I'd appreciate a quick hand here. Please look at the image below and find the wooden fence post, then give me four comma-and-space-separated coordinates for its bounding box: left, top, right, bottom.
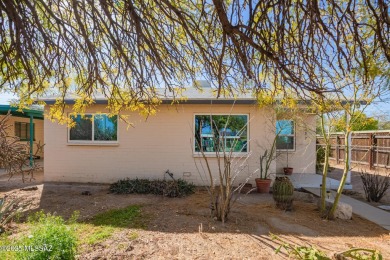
369, 133, 373, 170
336, 135, 340, 165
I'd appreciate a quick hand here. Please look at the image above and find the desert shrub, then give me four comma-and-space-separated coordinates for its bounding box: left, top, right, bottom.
15, 211, 77, 260
272, 233, 383, 260
111, 178, 151, 194
110, 178, 195, 197
360, 170, 390, 202
0, 196, 24, 234
316, 145, 332, 173
316, 146, 326, 172
335, 248, 383, 260
0, 112, 41, 182
0, 196, 28, 234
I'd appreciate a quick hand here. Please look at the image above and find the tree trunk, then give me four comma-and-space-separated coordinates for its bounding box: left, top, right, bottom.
329, 129, 351, 218
320, 113, 330, 215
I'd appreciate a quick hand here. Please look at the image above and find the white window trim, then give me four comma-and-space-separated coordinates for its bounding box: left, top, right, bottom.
193, 113, 249, 156
67, 113, 119, 145
276, 119, 295, 152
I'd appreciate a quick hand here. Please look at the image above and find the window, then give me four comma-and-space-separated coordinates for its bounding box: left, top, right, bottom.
194, 114, 248, 153
276, 120, 295, 150
15, 122, 35, 141
69, 114, 118, 142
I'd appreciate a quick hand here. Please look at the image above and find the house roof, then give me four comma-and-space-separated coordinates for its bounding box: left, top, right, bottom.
38, 88, 366, 110
39, 88, 258, 105
0, 105, 44, 120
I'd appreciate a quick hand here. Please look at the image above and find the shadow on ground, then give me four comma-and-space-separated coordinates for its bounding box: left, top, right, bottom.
2, 170, 390, 259
0, 170, 387, 238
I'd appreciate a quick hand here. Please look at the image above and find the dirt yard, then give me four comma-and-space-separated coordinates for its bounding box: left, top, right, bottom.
1, 170, 390, 259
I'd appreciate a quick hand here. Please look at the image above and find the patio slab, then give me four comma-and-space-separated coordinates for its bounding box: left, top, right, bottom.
303, 187, 390, 231
284, 173, 352, 190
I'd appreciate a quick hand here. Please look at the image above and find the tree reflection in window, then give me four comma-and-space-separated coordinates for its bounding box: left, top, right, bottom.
69, 115, 93, 141
69, 114, 117, 142
94, 115, 117, 141
276, 120, 294, 150
195, 115, 248, 153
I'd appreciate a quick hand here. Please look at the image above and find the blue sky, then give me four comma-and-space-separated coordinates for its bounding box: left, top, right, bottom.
0, 92, 16, 104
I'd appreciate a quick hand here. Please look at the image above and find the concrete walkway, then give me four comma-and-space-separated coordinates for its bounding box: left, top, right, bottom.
285, 173, 352, 190
303, 187, 390, 231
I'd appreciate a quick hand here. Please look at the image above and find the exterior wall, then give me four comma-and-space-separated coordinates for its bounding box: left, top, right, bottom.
0, 115, 44, 158
44, 104, 316, 184
275, 114, 317, 174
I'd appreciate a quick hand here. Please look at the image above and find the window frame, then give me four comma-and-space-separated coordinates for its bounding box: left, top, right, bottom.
276, 119, 295, 151
67, 113, 119, 145
193, 113, 249, 155
14, 122, 35, 141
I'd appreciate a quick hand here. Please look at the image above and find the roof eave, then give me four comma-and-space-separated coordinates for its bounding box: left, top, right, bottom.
41, 98, 258, 105
0, 105, 44, 120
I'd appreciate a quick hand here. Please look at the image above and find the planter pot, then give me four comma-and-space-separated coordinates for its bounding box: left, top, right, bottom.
255, 178, 271, 193
283, 167, 293, 175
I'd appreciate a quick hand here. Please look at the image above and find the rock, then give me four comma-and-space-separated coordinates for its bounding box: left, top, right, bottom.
317, 198, 352, 220
81, 191, 92, 196
294, 191, 315, 203
20, 186, 38, 191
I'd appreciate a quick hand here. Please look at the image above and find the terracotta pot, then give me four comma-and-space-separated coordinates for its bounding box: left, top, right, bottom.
283, 167, 293, 175
255, 178, 271, 193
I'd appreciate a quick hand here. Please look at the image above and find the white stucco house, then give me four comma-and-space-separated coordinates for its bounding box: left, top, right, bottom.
40, 88, 317, 185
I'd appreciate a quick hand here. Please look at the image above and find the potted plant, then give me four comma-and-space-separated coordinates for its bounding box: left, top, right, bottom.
272, 176, 294, 210
255, 137, 277, 193
283, 150, 293, 175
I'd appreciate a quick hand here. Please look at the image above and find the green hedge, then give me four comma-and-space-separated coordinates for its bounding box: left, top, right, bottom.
110, 178, 195, 197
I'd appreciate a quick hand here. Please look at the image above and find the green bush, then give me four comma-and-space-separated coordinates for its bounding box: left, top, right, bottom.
316, 146, 326, 172
110, 178, 195, 197
15, 211, 77, 260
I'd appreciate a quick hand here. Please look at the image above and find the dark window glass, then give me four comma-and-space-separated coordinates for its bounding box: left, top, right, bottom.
69, 114, 118, 142
69, 115, 93, 141
14, 122, 35, 141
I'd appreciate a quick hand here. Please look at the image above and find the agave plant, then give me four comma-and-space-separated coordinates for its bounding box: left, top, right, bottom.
0, 196, 23, 233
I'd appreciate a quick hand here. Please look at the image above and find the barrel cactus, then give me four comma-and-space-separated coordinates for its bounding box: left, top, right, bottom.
272, 177, 294, 210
